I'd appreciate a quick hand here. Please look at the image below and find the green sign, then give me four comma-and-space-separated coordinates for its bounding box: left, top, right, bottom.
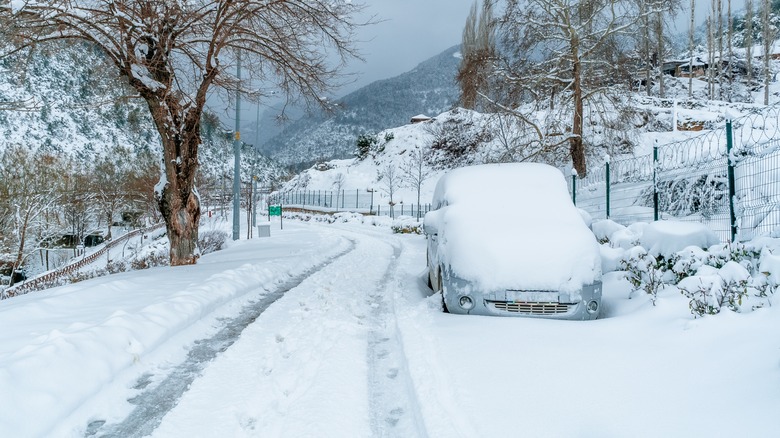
269, 205, 282, 216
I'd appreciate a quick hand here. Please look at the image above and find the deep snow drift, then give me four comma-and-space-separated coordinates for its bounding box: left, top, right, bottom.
0, 216, 778, 437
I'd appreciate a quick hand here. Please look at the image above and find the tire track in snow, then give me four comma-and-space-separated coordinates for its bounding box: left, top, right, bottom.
366, 237, 429, 438
86, 239, 356, 438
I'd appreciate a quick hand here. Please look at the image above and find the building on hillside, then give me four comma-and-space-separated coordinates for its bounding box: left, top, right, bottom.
676, 58, 708, 78
410, 114, 432, 124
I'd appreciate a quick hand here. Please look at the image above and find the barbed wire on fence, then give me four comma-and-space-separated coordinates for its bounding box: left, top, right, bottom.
576, 101, 780, 243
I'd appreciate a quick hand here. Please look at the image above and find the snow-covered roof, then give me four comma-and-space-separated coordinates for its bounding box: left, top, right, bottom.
410, 114, 431, 123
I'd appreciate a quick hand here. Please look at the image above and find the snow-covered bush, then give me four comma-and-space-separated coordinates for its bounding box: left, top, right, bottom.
678, 262, 757, 316
603, 219, 775, 316
130, 249, 169, 270
390, 217, 422, 234
198, 230, 229, 255
620, 247, 670, 305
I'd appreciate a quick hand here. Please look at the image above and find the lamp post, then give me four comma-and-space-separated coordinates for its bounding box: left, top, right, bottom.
232, 51, 242, 241
367, 188, 375, 214
252, 102, 260, 229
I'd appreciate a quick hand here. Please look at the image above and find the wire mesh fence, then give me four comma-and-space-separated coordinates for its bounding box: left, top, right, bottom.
270, 189, 432, 219
575, 103, 780, 243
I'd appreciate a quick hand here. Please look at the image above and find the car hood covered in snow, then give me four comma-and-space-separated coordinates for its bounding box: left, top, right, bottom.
430, 163, 601, 293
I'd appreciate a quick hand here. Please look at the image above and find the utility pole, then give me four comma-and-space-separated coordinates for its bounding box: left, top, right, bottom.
252, 102, 260, 229
232, 51, 242, 241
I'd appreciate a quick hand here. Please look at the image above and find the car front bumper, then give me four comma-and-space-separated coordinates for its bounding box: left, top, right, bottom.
442, 278, 602, 321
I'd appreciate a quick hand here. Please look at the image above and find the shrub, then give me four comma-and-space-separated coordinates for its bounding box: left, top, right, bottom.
621, 247, 668, 305
130, 249, 169, 270
621, 241, 772, 316
391, 224, 422, 234
199, 229, 229, 255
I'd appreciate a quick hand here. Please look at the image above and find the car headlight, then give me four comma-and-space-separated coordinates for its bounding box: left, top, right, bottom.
586, 300, 599, 314
459, 295, 475, 310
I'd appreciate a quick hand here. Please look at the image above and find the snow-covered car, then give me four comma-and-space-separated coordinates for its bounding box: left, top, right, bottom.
423, 163, 602, 319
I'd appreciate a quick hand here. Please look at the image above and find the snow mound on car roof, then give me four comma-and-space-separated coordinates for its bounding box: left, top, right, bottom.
433, 163, 601, 293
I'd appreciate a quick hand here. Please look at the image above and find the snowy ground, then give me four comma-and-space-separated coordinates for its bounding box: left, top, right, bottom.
1, 218, 778, 437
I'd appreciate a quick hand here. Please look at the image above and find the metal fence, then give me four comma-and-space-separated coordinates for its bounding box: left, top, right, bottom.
1, 223, 166, 299
270, 189, 432, 219
574, 104, 780, 242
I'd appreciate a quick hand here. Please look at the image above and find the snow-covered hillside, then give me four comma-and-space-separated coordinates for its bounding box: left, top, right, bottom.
0, 41, 159, 159
280, 69, 780, 213
262, 45, 461, 168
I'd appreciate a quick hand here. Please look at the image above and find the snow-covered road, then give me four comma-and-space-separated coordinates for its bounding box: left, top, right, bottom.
1, 220, 778, 437
146, 227, 429, 437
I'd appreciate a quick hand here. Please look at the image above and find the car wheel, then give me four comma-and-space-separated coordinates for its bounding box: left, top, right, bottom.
426, 253, 433, 290
439, 269, 449, 313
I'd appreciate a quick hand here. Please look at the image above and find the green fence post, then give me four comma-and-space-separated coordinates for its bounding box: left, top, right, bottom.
605, 155, 611, 219
726, 118, 737, 242
571, 168, 577, 205
653, 140, 659, 221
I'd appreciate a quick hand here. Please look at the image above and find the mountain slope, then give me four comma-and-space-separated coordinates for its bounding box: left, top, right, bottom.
262, 45, 462, 168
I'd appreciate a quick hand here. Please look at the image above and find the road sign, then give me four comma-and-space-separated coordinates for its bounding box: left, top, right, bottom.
269, 205, 282, 216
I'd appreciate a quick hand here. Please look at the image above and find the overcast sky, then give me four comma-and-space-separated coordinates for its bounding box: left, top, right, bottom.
343, 0, 749, 95
214, 0, 752, 127
339, 0, 475, 95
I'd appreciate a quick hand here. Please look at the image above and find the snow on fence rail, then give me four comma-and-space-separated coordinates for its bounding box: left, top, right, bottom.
574, 104, 780, 243
1, 223, 166, 299
270, 189, 432, 219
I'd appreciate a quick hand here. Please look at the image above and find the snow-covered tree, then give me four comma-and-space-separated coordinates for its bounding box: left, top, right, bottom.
400, 148, 430, 220
457, 0, 495, 109
496, 0, 637, 177
0, 146, 62, 286
2, 0, 363, 265
377, 164, 401, 219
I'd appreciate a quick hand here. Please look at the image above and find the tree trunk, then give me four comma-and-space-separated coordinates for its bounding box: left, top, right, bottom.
571, 52, 586, 177
763, 0, 770, 105
746, 0, 753, 86
9, 211, 30, 287
717, 0, 724, 100
727, 0, 733, 101
689, 0, 696, 98
144, 97, 203, 266
656, 9, 665, 98
644, 2, 652, 95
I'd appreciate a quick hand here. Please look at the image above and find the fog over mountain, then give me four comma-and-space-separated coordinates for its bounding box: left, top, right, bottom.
259, 45, 462, 169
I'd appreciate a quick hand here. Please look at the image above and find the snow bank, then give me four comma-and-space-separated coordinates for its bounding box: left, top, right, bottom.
640, 221, 719, 257
0, 225, 349, 437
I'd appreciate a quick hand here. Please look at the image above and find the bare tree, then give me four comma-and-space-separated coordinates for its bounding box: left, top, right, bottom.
689, 0, 696, 97
332, 173, 346, 212
400, 148, 430, 221
92, 145, 135, 240
457, 0, 495, 109
762, 0, 772, 105
497, 0, 637, 176
2, 0, 363, 265
746, 0, 754, 86
377, 164, 401, 219
727, 0, 733, 101
0, 146, 62, 286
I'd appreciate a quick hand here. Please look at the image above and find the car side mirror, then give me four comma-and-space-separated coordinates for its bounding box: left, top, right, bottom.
423, 210, 440, 236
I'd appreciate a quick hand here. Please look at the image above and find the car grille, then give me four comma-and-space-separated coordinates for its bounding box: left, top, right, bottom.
487, 300, 571, 315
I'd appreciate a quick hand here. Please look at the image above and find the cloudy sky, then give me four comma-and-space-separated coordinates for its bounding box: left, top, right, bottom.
214, 0, 750, 126
340, 0, 475, 94
338, 0, 749, 95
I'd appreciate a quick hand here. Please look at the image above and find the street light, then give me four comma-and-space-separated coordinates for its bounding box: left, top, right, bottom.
366, 187, 375, 215
232, 50, 242, 241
